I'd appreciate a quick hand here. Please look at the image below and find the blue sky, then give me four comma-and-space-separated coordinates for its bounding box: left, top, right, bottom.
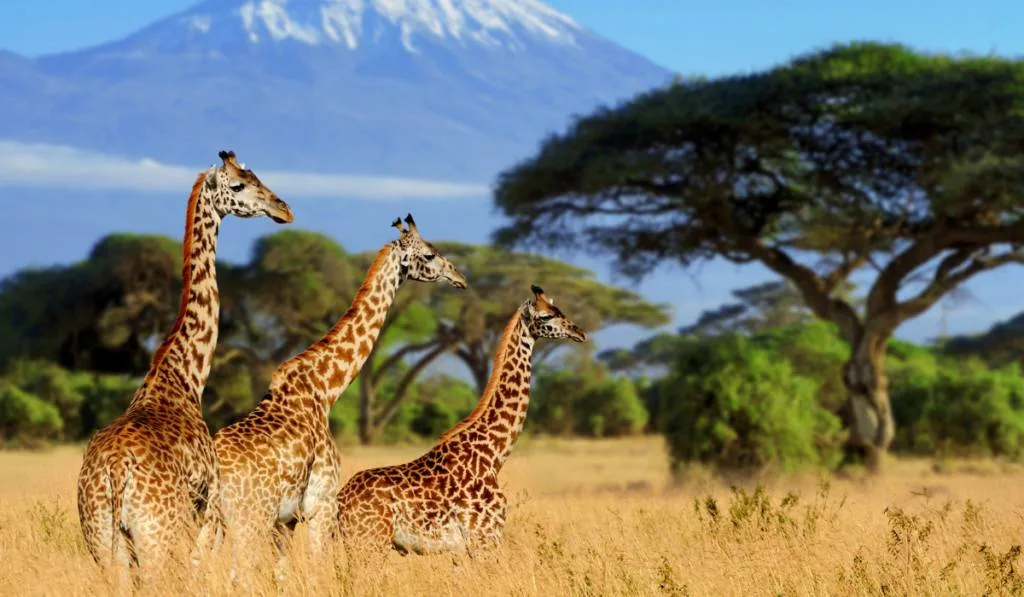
1, 0, 1023, 345
2, 0, 1022, 73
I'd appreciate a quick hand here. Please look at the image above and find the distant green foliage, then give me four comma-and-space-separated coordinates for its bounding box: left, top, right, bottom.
530, 358, 648, 438
941, 311, 1024, 368
891, 355, 1024, 459
0, 359, 136, 446
657, 335, 843, 474
0, 385, 63, 446
0, 228, 668, 447
753, 321, 850, 413
330, 373, 477, 445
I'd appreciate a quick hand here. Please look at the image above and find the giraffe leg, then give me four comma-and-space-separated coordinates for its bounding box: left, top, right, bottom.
221, 516, 270, 587
190, 474, 224, 569
269, 519, 297, 585
467, 488, 508, 557
304, 497, 339, 555
301, 456, 341, 554
77, 463, 134, 589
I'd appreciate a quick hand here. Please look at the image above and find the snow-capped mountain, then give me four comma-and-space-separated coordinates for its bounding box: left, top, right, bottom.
0, 0, 669, 181
190, 0, 582, 51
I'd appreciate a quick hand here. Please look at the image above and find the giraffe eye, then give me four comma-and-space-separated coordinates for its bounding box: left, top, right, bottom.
538, 314, 555, 321
229, 182, 245, 192
423, 254, 436, 261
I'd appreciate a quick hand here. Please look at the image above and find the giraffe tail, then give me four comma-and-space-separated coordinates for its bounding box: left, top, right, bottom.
106, 456, 132, 560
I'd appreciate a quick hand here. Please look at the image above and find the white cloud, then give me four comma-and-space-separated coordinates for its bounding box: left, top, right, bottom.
0, 139, 488, 200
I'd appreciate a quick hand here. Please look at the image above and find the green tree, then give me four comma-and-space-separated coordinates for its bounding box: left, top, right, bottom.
890, 357, 1024, 459
681, 280, 859, 336
493, 42, 1024, 470
0, 233, 183, 374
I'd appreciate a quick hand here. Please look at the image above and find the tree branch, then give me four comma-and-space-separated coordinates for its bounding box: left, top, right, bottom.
867, 220, 1024, 318
371, 340, 456, 430
823, 253, 869, 294
891, 249, 1024, 324
732, 238, 863, 342
371, 338, 441, 386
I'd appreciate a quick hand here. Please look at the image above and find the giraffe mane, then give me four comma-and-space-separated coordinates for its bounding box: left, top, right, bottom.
146, 171, 205, 378
438, 304, 525, 443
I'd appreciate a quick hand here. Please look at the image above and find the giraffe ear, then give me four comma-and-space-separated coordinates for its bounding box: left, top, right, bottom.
404, 213, 420, 236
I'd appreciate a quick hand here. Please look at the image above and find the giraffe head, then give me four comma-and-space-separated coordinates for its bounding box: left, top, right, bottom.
203, 150, 294, 223
523, 285, 588, 342
390, 214, 468, 289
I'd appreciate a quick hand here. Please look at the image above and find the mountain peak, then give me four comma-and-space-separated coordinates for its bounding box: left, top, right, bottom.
181, 0, 582, 53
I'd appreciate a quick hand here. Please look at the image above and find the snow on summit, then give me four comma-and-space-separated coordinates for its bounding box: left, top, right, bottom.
187, 0, 582, 51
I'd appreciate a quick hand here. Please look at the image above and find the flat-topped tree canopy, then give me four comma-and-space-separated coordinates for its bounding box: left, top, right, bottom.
493, 41, 1024, 470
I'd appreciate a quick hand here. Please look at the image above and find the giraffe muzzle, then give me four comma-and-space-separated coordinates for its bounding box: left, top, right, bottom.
268, 198, 295, 224
445, 268, 469, 289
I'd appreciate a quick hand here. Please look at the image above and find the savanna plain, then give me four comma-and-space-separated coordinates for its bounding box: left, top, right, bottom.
1, 436, 1022, 596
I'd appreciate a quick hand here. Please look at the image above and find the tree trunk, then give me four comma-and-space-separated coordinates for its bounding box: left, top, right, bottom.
841, 334, 895, 472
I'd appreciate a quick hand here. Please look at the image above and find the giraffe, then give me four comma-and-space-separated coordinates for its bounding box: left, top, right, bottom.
211, 214, 467, 571
336, 284, 587, 555
76, 150, 294, 578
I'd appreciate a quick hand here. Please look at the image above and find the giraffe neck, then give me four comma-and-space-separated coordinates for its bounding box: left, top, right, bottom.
438, 307, 534, 474
137, 173, 222, 409
268, 243, 403, 419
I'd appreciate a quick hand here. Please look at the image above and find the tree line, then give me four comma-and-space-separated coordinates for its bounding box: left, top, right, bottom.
0, 230, 668, 446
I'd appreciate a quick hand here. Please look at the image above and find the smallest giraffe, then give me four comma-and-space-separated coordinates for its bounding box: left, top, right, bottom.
336, 284, 587, 555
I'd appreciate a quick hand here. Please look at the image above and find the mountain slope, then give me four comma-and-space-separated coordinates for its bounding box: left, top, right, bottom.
0, 0, 670, 181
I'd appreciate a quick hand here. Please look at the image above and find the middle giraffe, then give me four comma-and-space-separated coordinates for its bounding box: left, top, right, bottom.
212, 214, 467, 564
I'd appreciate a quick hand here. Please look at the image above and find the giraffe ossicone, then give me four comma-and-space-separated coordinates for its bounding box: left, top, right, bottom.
336, 284, 587, 555
211, 212, 467, 577
75, 150, 292, 581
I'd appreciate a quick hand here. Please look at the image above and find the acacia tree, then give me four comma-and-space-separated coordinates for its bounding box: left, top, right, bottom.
493, 42, 1024, 470
0, 233, 183, 374
354, 241, 670, 443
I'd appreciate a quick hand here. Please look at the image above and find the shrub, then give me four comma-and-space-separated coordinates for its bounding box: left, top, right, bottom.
0, 384, 63, 445
891, 360, 1024, 459
657, 335, 842, 474
530, 360, 648, 438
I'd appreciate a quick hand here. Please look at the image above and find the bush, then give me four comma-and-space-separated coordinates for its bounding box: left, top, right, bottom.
2, 360, 85, 440
657, 335, 842, 474
530, 359, 648, 438
0, 384, 63, 445
891, 359, 1024, 459
0, 359, 137, 443
753, 321, 849, 413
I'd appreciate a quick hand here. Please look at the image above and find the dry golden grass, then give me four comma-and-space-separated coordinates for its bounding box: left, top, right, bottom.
1, 436, 1023, 596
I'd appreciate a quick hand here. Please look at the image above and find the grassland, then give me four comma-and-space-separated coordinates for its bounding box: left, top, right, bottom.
1, 436, 1022, 596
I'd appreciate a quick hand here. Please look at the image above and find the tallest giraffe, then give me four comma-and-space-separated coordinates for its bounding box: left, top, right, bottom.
76, 150, 294, 579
